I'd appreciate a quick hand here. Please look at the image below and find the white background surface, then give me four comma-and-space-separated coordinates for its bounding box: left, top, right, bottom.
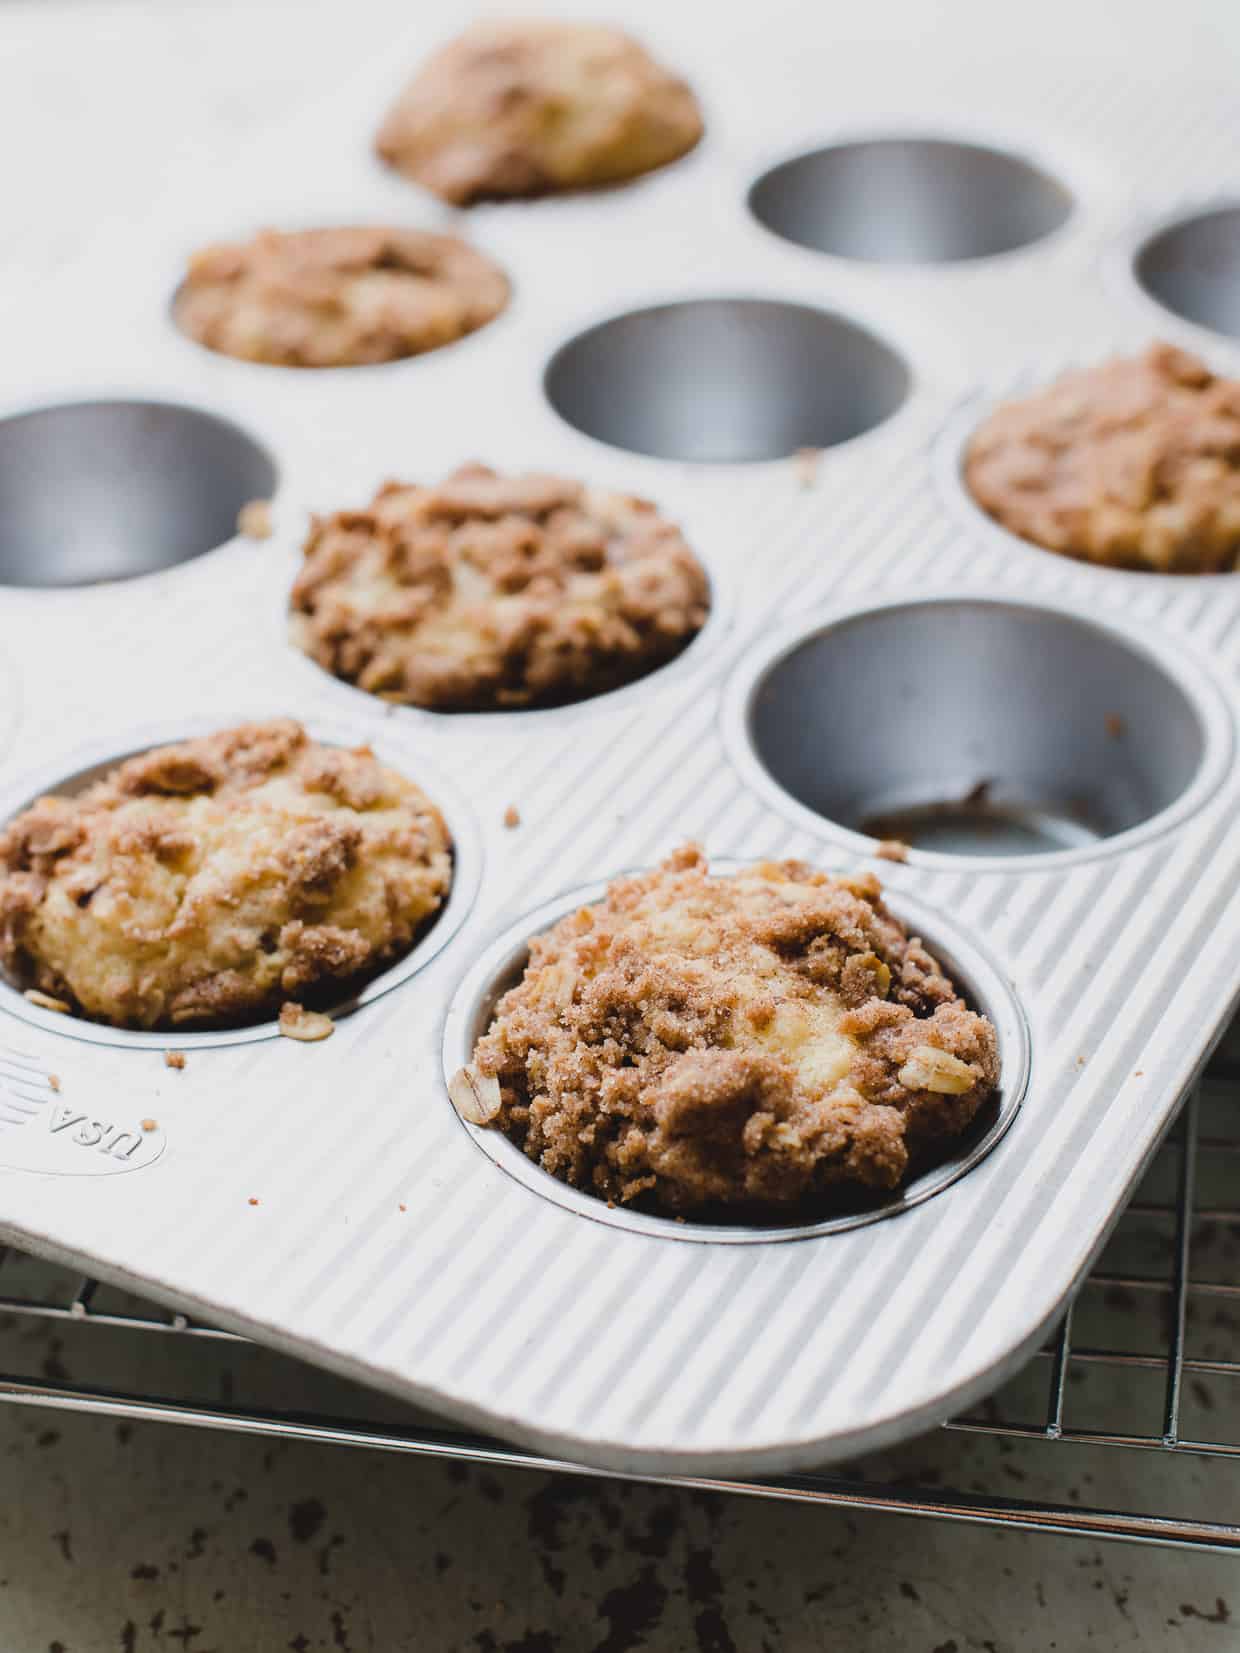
1, 0, 1239, 1647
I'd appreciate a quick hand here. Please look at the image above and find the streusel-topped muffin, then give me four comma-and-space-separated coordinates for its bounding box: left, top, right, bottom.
459, 846, 999, 1214
965, 343, 1240, 573
290, 464, 710, 711
174, 226, 508, 368
0, 721, 451, 1029
375, 21, 703, 204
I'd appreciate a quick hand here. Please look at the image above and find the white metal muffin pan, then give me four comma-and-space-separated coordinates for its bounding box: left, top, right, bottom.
0, 0, 1238, 1475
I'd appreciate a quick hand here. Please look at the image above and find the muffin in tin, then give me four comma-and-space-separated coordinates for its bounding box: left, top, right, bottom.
290, 463, 711, 711
965, 342, 1240, 573
375, 20, 703, 205
457, 845, 1000, 1215
173, 226, 509, 368
0, 720, 452, 1030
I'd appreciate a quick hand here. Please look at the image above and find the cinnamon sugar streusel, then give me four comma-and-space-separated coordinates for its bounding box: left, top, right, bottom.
965, 343, 1240, 573
375, 21, 702, 205
466, 846, 1000, 1213
173, 226, 508, 368
0, 721, 451, 1030
290, 464, 710, 711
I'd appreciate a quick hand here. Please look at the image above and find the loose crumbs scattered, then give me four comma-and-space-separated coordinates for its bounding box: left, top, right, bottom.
875, 839, 910, 863
503, 805, 521, 830
165, 1051, 186, 1071
47, 1074, 60, 1093
24, 989, 69, 1013
278, 1002, 335, 1042
793, 447, 822, 488
237, 498, 274, 540
141, 1119, 157, 1133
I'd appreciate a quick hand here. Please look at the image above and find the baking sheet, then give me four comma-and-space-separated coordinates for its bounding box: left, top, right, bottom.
0, 0, 1237, 1474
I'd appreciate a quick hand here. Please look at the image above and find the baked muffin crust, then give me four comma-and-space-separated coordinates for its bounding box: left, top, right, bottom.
173, 226, 509, 368
965, 343, 1240, 573
465, 846, 1000, 1214
0, 721, 452, 1030
375, 21, 703, 204
290, 464, 710, 711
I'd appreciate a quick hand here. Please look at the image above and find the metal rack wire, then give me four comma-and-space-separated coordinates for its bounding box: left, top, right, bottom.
1, 1040, 1238, 1553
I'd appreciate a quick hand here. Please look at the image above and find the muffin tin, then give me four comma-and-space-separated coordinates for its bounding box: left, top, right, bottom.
0, 2, 1238, 1476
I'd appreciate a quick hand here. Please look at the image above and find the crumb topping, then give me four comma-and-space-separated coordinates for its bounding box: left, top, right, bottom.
965, 343, 1240, 573
469, 845, 1000, 1213
375, 21, 702, 205
290, 464, 710, 711
0, 720, 451, 1030
173, 226, 509, 368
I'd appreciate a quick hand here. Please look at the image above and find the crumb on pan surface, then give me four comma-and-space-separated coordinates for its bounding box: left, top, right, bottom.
375, 20, 703, 205
466, 845, 1000, 1214
290, 463, 711, 711
964, 342, 1240, 573
0, 720, 452, 1031
173, 226, 509, 368
237, 498, 274, 540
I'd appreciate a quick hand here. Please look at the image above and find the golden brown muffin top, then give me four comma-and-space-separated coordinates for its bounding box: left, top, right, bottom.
965, 343, 1240, 573
462, 845, 1000, 1214
0, 720, 451, 1030
290, 464, 710, 711
173, 226, 509, 368
375, 20, 703, 204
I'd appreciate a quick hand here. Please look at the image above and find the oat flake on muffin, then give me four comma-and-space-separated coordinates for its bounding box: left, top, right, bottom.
290, 464, 710, 711
965, 342, 1240, 573
173, 226, 509, 368
375, 20, 703, 204
461, 845, 1000, 1214
0, 720, 451, 1030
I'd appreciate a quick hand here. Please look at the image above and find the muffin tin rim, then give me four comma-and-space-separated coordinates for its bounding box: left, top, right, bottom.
0, 713, 482, 1051
440, 856, 1032, 1246
719, 586, 1237, 874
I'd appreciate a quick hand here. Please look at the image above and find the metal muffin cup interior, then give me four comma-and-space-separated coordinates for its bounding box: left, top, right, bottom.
543, 299, 910, 463
748, 137, 1075, 264
441, 866, 1030, 1245
731, 597, 1226, 865
1132, 204, 1240, 341
0, 720, 479, 1051
0, 399, 277, 589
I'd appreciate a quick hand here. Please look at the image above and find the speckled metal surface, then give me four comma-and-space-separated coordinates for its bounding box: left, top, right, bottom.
0, 0, 1238, 1478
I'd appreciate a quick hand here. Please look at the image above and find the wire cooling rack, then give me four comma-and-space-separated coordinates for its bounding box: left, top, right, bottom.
0, 1024, 1238, 1554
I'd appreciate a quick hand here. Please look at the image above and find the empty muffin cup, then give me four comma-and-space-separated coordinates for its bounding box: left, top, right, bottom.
442, 864, 1030, 1243
729, 597, 1228, 864
544, 299, 909, 462
1134, 205, 1240, 341
748, 138, 1074, 264
0, 400, 277, 588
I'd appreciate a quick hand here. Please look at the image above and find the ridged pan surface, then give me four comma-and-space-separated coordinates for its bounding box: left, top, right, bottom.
0, 0, 1238, 1475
